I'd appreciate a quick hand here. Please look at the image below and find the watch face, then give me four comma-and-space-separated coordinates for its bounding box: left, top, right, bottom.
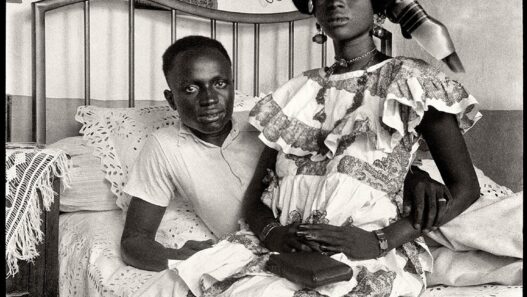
380, 241, 389, 249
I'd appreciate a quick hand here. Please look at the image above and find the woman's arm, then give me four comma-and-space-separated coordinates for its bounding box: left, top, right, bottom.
243, 146, 278, 235
383, 106, 480, 250
121, 197, 213, 271
243, 147, 313, 253
299, 107, 480, 258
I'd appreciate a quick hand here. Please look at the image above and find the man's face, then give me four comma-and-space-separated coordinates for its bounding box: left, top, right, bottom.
164, 48, 234, 137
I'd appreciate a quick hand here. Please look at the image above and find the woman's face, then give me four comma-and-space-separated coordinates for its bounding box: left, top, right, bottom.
314, 0, 374, 42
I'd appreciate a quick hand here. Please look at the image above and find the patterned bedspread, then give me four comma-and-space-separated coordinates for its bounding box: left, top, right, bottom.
5, 145, 70, 277
58, 209, 522, 297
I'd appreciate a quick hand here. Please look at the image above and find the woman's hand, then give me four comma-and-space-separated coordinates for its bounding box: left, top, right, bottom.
169, 239, 215, 260
403, 166, 452, 232
264, 223, 315, 253
296, 224, 381, 260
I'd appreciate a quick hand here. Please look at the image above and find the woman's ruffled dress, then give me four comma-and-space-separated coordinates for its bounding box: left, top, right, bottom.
170, 57, 482, 297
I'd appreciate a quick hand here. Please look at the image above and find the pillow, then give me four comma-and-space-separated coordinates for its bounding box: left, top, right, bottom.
75, 91, 260, 212
47, 136, 119, 212
417, 159, 514, 198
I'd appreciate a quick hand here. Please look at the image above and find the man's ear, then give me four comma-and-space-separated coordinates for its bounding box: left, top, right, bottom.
164, 89, 177, 110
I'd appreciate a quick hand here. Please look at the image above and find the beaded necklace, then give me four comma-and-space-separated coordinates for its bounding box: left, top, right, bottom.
313, 49, 378, 125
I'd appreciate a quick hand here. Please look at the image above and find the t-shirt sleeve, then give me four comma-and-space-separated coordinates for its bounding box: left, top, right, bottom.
123, 135, 175, 207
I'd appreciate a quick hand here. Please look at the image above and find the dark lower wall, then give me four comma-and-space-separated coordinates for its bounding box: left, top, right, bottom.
6, 95, 523, 192
463, 110, 523, 192
7, 95, 166, 144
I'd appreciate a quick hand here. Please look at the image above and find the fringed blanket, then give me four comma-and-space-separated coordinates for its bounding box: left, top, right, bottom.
5, 146, 71, 277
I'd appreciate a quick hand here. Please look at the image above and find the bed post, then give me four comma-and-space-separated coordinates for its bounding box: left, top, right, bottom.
32, 2, 46, 145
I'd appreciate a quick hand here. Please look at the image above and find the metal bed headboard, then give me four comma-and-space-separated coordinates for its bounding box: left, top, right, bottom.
31, 0, 392, 144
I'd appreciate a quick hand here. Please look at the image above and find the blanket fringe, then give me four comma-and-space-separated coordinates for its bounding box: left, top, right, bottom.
5, 151, 71, 278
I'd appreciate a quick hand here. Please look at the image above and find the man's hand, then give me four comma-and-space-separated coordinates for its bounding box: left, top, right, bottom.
170, 239, 215, 260
264, 223, 315, 253
296, 224, 381, 260
403, 166, 452, 232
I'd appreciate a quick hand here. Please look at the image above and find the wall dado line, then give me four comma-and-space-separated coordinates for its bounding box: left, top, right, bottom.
6, 95, 523, 193
6, 0, 523, 110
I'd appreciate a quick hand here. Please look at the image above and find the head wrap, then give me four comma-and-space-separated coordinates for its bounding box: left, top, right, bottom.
292, 0, 465, 72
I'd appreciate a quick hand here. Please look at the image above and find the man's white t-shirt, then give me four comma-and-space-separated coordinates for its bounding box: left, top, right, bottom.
123, 113, 265, 236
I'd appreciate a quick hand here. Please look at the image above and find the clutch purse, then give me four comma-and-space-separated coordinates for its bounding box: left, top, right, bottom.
265, 252, 353, 288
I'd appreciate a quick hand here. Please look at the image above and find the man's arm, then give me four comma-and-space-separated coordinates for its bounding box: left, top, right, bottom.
403, 165, 452, 232
121, 197, 212, 271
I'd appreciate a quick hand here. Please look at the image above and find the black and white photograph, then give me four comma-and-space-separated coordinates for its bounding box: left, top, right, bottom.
5, 0, 523, 296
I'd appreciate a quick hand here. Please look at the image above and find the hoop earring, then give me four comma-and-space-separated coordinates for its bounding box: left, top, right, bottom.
312, 23, 327, 44
307, 0, 314, 14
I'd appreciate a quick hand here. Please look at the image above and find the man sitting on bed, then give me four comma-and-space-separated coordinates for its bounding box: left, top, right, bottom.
119, 36, 516, 275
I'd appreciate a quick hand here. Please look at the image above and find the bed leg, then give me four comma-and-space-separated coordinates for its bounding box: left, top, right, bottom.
29, 178, 60, 297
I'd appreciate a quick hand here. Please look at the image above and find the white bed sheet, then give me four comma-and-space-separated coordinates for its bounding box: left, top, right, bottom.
59, 209, 522, 297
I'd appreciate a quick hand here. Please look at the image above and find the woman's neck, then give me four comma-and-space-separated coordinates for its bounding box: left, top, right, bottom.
332, 33, 377, 72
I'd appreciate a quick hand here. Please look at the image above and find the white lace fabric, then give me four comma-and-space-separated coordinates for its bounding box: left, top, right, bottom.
75, 91, 259, 213
58, 208, 522, 297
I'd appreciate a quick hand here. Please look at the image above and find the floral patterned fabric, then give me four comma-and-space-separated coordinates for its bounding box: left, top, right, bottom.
168, 57, 482, 297
59, 172, 522, 297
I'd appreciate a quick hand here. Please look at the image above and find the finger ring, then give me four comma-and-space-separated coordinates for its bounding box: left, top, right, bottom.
438, 198, 447, 203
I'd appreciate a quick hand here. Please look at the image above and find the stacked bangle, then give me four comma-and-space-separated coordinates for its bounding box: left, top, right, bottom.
259, 221, 281, 242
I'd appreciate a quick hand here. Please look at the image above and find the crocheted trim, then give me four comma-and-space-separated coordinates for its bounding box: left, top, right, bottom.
75, 105, 179, 212
5, 149, 71, 277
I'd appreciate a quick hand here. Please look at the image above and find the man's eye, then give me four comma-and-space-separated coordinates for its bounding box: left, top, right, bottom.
215, 80, 228, 88
184, 86, 198, 93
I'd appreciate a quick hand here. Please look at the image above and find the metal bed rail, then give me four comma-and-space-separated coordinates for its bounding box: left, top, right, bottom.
31, 0, 391, 144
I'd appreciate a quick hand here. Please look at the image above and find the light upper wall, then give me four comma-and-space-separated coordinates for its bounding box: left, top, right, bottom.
6, 0, 522, 110
384, 0, 523, 111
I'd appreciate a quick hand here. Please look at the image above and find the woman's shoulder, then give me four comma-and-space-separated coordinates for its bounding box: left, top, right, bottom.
386, 56, 446, 80
268, 67, 325, 103
279, 67, 325, 87
302, 67, 325, 79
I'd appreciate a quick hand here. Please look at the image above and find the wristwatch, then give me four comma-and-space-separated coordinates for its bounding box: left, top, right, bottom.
373, 229, 389, 257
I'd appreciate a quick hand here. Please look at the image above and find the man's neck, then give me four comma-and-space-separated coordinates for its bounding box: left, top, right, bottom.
188, 121, 233, 147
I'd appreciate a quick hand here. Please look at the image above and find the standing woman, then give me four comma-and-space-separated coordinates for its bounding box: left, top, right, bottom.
172, 0, 482, 296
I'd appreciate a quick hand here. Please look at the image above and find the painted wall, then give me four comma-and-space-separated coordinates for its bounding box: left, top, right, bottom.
6, 0, 320, 103
6, 0, 523, 110
384, 0, 523, 111
5, 0, 522, 190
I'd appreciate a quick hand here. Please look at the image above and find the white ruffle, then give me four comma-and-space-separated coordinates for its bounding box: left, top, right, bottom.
250, 57, 482, 158
381, 76, 482, 153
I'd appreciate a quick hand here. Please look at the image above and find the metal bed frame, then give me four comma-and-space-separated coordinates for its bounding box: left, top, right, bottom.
26, 1, 391, 295
31, 0, 391, 144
